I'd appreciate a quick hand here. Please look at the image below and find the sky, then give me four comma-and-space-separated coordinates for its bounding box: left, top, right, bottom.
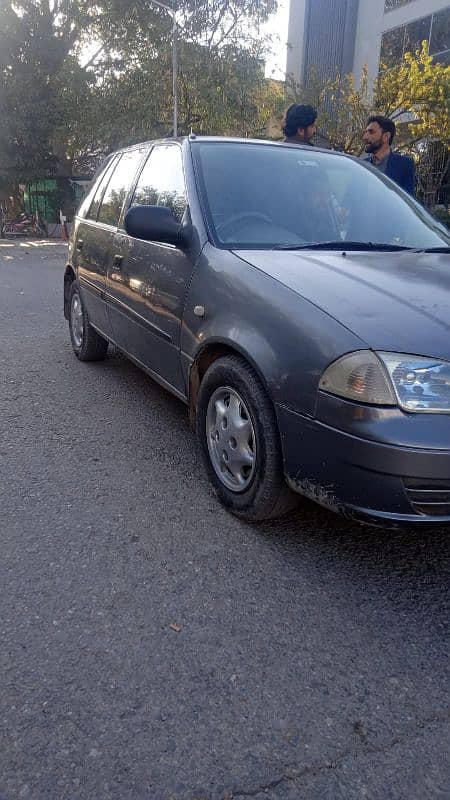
263, 0, 290, 79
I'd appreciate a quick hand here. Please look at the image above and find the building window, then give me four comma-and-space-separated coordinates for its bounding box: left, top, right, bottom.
384, 0, 413, 11
404, 16, 431, 54
430, 7, 450, 56
380, 25, 405, 66
381, 9, 450, 68
434, 49, 450, 65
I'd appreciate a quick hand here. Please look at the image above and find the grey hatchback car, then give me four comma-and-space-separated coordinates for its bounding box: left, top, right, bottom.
64, 136, 450, 525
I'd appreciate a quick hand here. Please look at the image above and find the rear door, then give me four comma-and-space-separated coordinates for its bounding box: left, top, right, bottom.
106, 143, 197, 396
77, 148, 146, 338
74, 155, 119, 335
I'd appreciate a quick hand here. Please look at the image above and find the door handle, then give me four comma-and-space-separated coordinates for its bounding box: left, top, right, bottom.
113, 254, 123, 270
76, 239, 83, 252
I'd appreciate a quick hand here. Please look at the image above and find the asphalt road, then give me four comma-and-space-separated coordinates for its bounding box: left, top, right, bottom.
1, 239, 449, 800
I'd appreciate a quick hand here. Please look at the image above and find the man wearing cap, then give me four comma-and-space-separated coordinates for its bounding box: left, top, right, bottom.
283, 104, 318, 145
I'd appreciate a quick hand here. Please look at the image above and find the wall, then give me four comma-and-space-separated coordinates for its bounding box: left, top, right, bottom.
285, 0, 308, 86
287, 0, 449, 93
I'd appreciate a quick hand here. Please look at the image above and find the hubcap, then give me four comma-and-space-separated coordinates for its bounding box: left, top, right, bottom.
71, 292, 84, 348
206, 387, 256, 492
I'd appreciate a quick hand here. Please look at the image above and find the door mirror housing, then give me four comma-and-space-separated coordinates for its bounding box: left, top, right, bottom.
124, 205, 190, 247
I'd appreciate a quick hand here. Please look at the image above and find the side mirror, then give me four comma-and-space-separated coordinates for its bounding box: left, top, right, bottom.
124, 204, 190, 247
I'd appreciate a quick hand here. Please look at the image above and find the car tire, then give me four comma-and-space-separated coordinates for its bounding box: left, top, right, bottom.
196, 354, 298, 521
69, 280, 108, 362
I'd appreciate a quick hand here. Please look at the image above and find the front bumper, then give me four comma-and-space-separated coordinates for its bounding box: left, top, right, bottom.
276, 403, 450, 526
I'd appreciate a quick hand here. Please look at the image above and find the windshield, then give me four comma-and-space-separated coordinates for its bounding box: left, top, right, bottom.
192, 141, 449, 251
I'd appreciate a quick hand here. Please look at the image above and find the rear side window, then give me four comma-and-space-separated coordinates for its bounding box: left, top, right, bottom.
78, 156, 118, 220
130, 145, 187, 223
97, 149, 145, 227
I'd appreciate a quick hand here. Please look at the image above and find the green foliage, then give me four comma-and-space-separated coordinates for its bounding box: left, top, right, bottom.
79, 0, 280, 142
374, 42, 450, 207
0, 1, 88, 179
0, 0, 281, 190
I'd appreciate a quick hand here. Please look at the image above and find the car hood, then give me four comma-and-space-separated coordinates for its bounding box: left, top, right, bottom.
234, 249, 450, 361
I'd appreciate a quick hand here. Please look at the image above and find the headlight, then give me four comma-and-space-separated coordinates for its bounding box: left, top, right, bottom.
319, 350, 450, 413
319, 351, 395, 405
378, 352, 450, 413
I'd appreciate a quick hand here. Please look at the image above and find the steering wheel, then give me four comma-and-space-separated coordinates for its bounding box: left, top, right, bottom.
216, 211, 274, 239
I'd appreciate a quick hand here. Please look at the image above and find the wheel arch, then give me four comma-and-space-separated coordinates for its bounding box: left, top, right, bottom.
187, 338, 274, 428
64, 265, 76, 319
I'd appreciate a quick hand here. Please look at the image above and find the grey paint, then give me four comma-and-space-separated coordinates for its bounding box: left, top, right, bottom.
233, 248, 450, 362
65, 136, 450, 524
180, 244, 364, 416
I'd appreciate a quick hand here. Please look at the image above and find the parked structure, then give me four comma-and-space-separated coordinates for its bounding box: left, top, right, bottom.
286, 0, 450, 89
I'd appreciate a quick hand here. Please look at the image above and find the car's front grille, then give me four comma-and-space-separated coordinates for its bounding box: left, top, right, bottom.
403, 478, 450, 516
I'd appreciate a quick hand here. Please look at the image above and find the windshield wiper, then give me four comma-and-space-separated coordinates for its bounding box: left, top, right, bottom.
413, 246, 450, 253
272, 241, 414, 252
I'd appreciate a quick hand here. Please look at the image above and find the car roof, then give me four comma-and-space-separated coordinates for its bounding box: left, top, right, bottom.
114, 135, 354, 162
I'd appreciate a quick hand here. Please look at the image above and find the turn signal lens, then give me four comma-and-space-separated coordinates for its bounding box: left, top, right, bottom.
319, 351, 395, 405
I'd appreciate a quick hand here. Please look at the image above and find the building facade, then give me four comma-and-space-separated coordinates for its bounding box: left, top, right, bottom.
286, 0, 450, 88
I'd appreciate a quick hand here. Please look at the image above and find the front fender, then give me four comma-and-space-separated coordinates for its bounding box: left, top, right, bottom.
181, 246, 363, 416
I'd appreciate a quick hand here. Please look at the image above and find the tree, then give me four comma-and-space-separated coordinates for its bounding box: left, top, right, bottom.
415, 140, 449, 210
287, 67, 372, 153
375, 42, 450, 149
375, 42, 450, 208
77, 0, 280, 143
0, 0, 89, 188
0, 0, 282, 193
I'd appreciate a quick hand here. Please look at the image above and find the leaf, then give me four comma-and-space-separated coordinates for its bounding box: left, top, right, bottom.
169, 622, 181, 632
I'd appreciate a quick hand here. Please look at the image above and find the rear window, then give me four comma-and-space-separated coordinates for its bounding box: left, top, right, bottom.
97, 149, 145, 227
77, 156, 118, 219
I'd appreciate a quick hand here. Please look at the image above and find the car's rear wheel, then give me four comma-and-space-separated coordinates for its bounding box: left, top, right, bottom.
196, 354, 298, 521
69, 280, 108, 361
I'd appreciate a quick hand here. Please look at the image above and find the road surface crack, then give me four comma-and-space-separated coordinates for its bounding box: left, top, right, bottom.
230, 709, 450, 797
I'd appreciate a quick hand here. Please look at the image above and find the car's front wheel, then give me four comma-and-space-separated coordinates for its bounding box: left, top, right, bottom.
196, 355, 297, 521
69, 280, 108, 361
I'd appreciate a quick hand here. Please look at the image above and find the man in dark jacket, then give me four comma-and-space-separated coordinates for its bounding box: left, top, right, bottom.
283, 104, 318, 145
363, 115, 415, 195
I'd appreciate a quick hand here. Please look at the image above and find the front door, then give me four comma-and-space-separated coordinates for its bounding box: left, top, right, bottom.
106, 144, 196, 396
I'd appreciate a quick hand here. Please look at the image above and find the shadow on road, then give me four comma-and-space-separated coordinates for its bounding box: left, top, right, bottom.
257, 500, 450, 642
78, 342, 450, 638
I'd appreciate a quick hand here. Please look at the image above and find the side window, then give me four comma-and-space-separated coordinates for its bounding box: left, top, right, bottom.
130, 145, 187, 223
97, 149, 145, 227
83, 156, 119, 221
